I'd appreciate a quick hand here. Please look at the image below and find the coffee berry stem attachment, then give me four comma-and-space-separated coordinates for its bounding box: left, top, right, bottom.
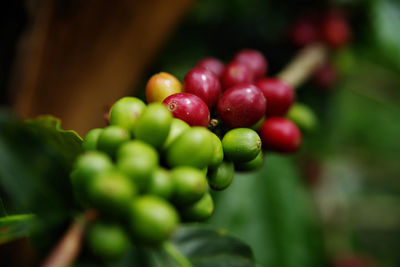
277, 43, 328, 88
41, 210, 98, 267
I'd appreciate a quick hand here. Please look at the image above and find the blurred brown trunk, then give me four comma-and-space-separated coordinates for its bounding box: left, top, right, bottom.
11, 0, 193, 136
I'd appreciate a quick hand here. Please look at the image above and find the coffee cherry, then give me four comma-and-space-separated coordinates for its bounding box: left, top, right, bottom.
134, 103, 172, 148
87, 222, 130, 261
87, 171, 136, 217
289, 16, 319, 47
147, 168, 174, 199
183, 67, 221, 108
321, 11, 351, 48
82, 128, 103, 151
163, 93, 210, 127
170, 166, 208, 205
233, 49, 267, 80
109, 97, 146, 133
222, 128, 262, 162
259, 117, 302, 153
162, 118, 190, 150
129, 196, 179, 244
235, 151, 264, 172
217, 84, 266, 128
181, 192, 214, 222
221, 61, 254, 90
97, 126, 130, 158
207, 161, 234, 191
287, 103, 317, 132
166, 127, 213, 169
146, 72, 182, 103
312, 62, 337, 89
196, 57, 225, 77
208, 132, 224, 169
255, 78, 294, 116
71, 151, 113, 202
117, 140, 159, 191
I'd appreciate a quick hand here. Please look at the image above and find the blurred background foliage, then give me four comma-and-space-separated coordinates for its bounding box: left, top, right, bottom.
1, 0, 400, 266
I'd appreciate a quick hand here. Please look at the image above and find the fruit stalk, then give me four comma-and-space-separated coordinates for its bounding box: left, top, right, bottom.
277, 43, 328, 88
40, 210, 97, 267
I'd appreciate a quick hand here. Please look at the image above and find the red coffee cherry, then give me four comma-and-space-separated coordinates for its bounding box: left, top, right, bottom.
259, 117, 302, 153
196, 57, 225, 78
233, 49, 268, 80
217, 84, 266, 128
163, 93, 210, 127
321, 11, 351, 48
255, 78, 294, 116
221, 61, 254, 91
183, 67, 221, 108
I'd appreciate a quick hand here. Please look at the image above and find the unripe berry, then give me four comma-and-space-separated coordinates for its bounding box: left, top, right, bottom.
146, 72, 182, 103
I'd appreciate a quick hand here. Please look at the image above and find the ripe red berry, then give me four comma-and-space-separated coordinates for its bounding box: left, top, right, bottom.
221, 61, 254, 90
183, 67, 221, 108
233, 49, 267, 80
289, 16, 319, 47
217, 84, 266, 128
196, 57, 225, 78
255, 78, 294, 116
163, 93, 210, 127
321, 11, 351, 48
312, 62, 337, 89
259, 117, 302, 153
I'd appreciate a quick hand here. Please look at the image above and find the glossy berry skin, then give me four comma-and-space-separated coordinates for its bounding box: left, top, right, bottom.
196, 57, 225, 78
163, 93, 210, 127
259, 117, 302, 153
321, 12, 351, 48
255, 78, 294, 116
183, 67, 221, 108
233, 49, 267, 80
221, 61, 254, 90
146, 72, 182, 103
217, 84, 266, 128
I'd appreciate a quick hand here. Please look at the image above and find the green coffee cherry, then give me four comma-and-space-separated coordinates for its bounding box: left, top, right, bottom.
97, 125, 130, 157
117, 140, 159, 192
181, 192, 214, 222
222, 128, 261, 162
170, 166, 208, 205
70, 151, 113, 202
235, 151, 264, 172
208, 132, 224, 169
87, 171, 136, 217
162, 118, 190, 150
109, 97, 146, 133
287, 103, 317, 132
87, 222, 130, 261
82, 128, 103, 151
147, 168, 174, 199
166, 127, 213, 169
134, 103, 172, 148
207, 161, 234, 191
129, 196, 179, 244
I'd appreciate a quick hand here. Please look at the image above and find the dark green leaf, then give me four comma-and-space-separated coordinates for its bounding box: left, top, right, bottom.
0, 214, 34, 245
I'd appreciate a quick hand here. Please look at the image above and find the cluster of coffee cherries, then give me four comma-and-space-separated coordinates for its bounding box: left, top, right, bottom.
70, 49, 305, 261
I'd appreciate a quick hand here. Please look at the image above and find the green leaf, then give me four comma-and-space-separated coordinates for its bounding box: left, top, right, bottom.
0, 214, 35, 245
208, 155, 325, 267
370, 0, 400, 72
